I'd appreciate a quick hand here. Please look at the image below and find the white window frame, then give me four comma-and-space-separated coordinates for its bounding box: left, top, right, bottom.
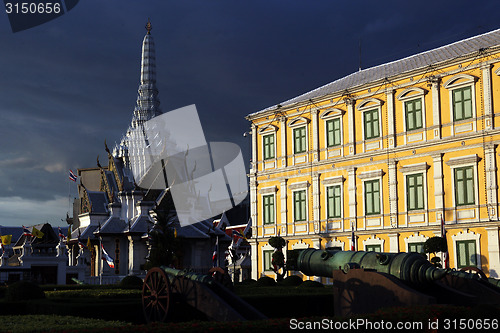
258, 125, 278, 166
322, 176, 344, 220
399, 162, 429, 214
363, 235, 385, 252
261, 243, 275, 272
404, 232, 429, 253
357, 98, 383, 142
445, 155, 480, 212
320, 108, 344, 148
288, 117, 310, 156
289, 181, 310, 224
358, 170, 384, 217
261, 193, 275, 225
443, 74, 478, 136
396, 87, 428, 144
451, 230, 481, 269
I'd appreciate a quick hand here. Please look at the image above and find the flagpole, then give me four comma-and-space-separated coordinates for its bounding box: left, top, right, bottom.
99, 236, 102, 285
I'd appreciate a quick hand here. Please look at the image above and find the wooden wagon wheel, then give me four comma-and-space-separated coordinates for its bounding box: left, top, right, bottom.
459, 266, 488, 280
142, 267, 171, 323
171, 275, 198, 308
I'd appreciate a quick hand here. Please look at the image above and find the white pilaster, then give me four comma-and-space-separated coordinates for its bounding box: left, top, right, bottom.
280, 117, 287, 168
311, 109, 319, 162
312, 172, 320, 233
348, 167, 357, 229
486, 227, 500, 278
430, 76, 441, 139
485, 144, 498, 220
481, 63, 493, 130
432, 153, 444, 222
280, 179, 288, 235
251, 124, 257, 171
251, 241, 258, 280
346, 98, 356, 155
386, 89, 396, 148
388, 159, 398, 228
388, 233, 399, 253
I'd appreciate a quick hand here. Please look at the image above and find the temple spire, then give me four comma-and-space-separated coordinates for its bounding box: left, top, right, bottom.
132, 19, 162, 129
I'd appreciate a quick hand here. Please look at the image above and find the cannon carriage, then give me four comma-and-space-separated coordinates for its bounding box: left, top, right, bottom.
141, 266, 265, 323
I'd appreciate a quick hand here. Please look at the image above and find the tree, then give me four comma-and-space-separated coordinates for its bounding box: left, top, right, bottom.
269, 236, 287, 282
143, 190, 182, 270
423, 236, 447, 268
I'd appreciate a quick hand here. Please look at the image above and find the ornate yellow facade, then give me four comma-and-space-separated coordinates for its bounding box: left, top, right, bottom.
246, 29, 500, 281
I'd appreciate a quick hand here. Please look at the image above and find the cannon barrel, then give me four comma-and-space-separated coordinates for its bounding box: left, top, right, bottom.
160, 266, 214, 285
292, 249, 446, 285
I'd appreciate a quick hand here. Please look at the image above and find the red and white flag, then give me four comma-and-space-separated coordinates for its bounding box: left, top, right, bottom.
69, 170, 77, 182
441, 216, 449, 269
101, 243, 115, 268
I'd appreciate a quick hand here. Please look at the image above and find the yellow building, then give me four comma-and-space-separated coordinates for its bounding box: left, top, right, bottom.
246, 28, 500, 281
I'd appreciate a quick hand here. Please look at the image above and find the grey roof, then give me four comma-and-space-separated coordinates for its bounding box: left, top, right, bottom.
250, 28, 500, 117
71, 225, 99, 240
128, 215, 153, 234
99, 217, 127, 234
87, 191, 108, 214
177, 224, 210, 239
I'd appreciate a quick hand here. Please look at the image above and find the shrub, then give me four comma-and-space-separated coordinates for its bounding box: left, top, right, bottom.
6, 281, 45, 301
238, 278, 257, 286
280, 275, 303, 286
256, 276, 276, 287
298, 280, 324, 288
119, 275, 143, 289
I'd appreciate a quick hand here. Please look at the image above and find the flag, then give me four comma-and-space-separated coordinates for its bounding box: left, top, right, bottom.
351, 223, 356, 251
69, 169, 77, 182
212, 237, 218, 267
22, 226, 32, 237
232, 230, 247, 241
441, 216, 449, 269
78, 236, 86, 249
101, 243, 115, 268
1, 235, 12, 246
58, 227, 66, 240
32, 227, 44, 239
86, 237, 92, 252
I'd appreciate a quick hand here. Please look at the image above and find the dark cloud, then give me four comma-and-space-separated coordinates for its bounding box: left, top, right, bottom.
0, 0, 498, 225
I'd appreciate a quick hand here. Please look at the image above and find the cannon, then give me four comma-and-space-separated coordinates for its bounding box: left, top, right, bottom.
142, 266, 265, 323
287, 248, 500, 316
289, 248, 446, 286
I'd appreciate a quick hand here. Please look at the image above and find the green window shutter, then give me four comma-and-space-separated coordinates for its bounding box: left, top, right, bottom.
409, 242, 425, 253
294, 190, 306, 221
327, 185, 341, 218
455, 166, 475, 206
453, 86, 473, 121
365, 179, 380, 215
407, 173, 424, 210
293, 127, 306, 154
457, 240, 477, 268
366, 244, 381, 252
405, 99, 423, 131
263, 250, 274, 271
263, 134, 274, 160
326, 118, 341, 147
364, 109, 380, 140
263, 195, 274, 225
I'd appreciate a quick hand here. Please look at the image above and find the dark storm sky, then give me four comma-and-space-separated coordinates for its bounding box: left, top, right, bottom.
0, 0, 498, 226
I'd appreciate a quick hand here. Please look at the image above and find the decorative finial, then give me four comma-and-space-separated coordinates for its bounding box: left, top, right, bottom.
146, 18, 152, 34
